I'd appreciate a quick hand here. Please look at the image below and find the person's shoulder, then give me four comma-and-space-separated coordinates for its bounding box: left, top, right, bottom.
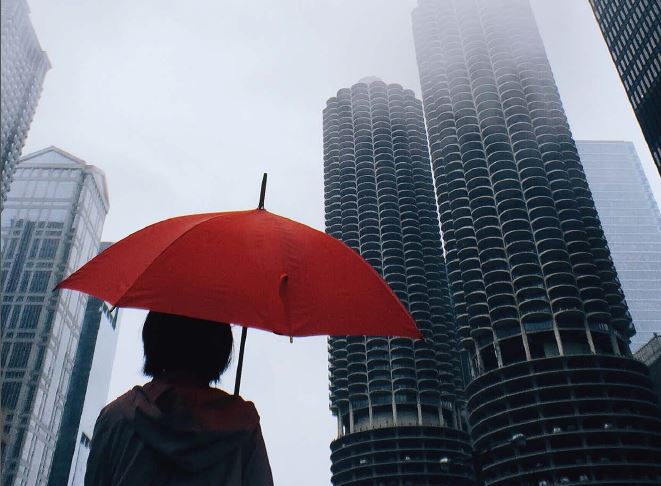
212, 388, 257, 410
98, 385, 145, 423
206, 388, 261, 425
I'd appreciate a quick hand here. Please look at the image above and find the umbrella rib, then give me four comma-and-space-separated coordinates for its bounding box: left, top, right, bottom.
113, 213, 229, 307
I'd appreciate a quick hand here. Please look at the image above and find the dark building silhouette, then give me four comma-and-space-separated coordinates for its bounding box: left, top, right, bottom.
635, 334, 661, 403
324, 77, 475, 485
412, 0, 661, 484
589, 0, 661, 176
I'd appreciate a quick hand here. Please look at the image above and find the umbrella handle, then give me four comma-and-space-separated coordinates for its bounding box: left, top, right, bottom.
234, 326, 248, 396
258, 173, 267, 210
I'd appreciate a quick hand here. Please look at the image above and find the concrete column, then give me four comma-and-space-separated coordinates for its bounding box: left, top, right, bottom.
392, 397, 398, 426
368, 399, 373, 428
553, 323, 565, 356
584, 322, 597, 354
349, 402, 354, 434
494, 340, 504, 368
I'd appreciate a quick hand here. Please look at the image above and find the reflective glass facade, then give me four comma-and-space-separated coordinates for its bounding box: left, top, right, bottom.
47, 243, 120, 486
412, 1, 661, 484
0, 147, 109, 486
577, 141, 661, 352
589, 0, 661, 175
324, 79, 474, 485
0, 0, 50, 205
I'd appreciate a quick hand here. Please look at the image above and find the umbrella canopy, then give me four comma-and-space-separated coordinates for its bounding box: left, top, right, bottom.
58, 174, 421, 394
57, 210, 420, 340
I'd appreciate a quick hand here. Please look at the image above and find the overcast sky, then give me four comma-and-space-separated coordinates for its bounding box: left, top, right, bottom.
23, 0, 661, 484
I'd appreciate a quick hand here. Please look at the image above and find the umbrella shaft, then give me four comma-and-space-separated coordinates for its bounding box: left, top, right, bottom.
234, 326, 248, 395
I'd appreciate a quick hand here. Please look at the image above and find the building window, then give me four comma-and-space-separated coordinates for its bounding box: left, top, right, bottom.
29, 271, 49, 293
39, 239, 58, 259
80, 433, 91, 448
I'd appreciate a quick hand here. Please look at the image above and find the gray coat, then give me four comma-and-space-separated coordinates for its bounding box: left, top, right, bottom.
84, 379, 273, 485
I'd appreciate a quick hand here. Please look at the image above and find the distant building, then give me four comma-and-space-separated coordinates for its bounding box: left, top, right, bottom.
324, 78, 474, 486
588, 0, 661, 176
47, 243, 120, 486
0, 147, 109, 486
635, 334, 661, 402
412, 0, 661, 484
577, 141, 661, 351
0, 0, 51, 205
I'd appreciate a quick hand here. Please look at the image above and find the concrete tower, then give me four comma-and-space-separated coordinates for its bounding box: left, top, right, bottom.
324, 78, 475, 486
412, 1, 661, 484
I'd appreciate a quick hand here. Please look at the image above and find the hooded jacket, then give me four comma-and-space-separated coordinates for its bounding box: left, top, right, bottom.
84, 378, 273, 485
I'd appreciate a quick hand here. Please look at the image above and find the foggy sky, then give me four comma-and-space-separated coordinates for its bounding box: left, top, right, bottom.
23, 1, 661, 484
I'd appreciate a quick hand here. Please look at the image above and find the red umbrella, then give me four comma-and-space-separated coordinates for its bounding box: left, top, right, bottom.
57, 175, 420, 393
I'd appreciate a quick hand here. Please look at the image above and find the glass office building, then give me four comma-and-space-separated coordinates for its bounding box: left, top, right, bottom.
412, 1, 661, 484
47, 241, 120, 486
324, 78, 475, 485
0, 147, 109, 486
588, 0, 661, 175
0, 0, 50, 205
577, 140, 661, 352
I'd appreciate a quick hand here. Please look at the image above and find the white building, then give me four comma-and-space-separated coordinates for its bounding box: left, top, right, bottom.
0, 0, 50, 205
48, 261, 121, 486
1, 147, 109, 486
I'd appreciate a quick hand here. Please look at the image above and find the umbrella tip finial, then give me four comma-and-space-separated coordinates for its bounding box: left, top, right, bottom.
258, 173, 268, 210
290, 336, 293, 344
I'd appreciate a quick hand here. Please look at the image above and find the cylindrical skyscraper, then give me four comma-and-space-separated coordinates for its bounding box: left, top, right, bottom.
324, 78, 474, 485
412, 0, 661, 484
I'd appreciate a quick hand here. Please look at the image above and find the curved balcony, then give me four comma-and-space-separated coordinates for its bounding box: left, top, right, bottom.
331, 427, 475, 486
466, 356, 661, 486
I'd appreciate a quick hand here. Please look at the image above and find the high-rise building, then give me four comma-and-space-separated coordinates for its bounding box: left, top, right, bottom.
0, 147, 109, 486
47, 242, 120, 486
577, 140, 661, 352
0, 0, 51, 205
635, 334, 661, 402
412, 1, 661, 484
588, 0, 661, 176
324, 78, 475, 486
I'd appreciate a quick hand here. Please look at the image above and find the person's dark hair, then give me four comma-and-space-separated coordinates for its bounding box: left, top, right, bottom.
142, 311, 233, 384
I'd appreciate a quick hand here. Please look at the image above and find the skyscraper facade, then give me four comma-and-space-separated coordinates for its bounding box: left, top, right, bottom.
0, 0, 50, 205
588, 0, 661, 175
324, 78, 474, 485
634, 334, 661, 402
577, 140, 661, 352
47, 242, 120, 486
0, 147, 109, 486
412, 1, 661, 484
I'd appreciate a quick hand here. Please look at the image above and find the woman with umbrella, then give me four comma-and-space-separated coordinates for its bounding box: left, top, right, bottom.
60, 176, 420, 485
84, 312, 273, 485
